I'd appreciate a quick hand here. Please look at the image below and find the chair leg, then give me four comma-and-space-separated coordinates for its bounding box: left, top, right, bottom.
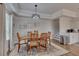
45, 44, 47, 50
30, 46, 31, 55
40, 44, 41, 50
37, 46, 38, 52
18, 44, 20, 52
40, 42, 42, 50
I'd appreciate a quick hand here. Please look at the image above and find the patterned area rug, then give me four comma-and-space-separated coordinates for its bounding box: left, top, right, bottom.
9, 43, 69, 56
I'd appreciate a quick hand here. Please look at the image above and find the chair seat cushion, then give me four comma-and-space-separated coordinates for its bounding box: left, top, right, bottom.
20, 40, 27, 44
40, 40, 47, 45
30, 41, 38, 46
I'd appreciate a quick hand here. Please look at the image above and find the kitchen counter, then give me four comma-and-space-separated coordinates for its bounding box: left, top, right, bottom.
68, 32, 79, 44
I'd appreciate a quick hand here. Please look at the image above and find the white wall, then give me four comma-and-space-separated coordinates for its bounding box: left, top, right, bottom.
73, 19, 79, 30
52, 19, 59, 35
59, 16, 72, 36
13, 16, 53, 43
59, 16, 79, 35
52, 19, 60, 41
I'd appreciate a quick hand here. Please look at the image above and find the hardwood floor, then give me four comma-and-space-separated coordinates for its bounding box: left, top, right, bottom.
52, 39, 79, 56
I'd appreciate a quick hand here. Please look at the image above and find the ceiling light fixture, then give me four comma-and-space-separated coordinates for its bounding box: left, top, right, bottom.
32, 5, 40, 19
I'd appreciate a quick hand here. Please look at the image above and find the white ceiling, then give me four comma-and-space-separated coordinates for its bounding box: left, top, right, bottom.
16, 3, 79, 15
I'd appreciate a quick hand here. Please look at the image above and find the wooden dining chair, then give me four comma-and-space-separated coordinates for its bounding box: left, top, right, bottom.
17, 32, 27, 52
40, 33, 48, 50
29, 32, 39, 54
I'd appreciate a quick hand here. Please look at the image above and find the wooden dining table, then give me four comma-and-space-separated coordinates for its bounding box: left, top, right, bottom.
22, 33, 51, 45
25, 36, 50, 46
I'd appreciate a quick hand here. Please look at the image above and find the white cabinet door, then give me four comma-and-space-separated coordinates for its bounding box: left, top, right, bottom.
69, 33, 79, 44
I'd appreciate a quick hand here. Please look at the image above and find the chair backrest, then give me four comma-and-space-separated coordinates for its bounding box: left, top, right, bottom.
30, 32, 38, 41
17, 32, 21, 42
40, 33, 48, 41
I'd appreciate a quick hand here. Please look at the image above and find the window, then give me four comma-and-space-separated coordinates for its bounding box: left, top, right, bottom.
5, 12, 13, 40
